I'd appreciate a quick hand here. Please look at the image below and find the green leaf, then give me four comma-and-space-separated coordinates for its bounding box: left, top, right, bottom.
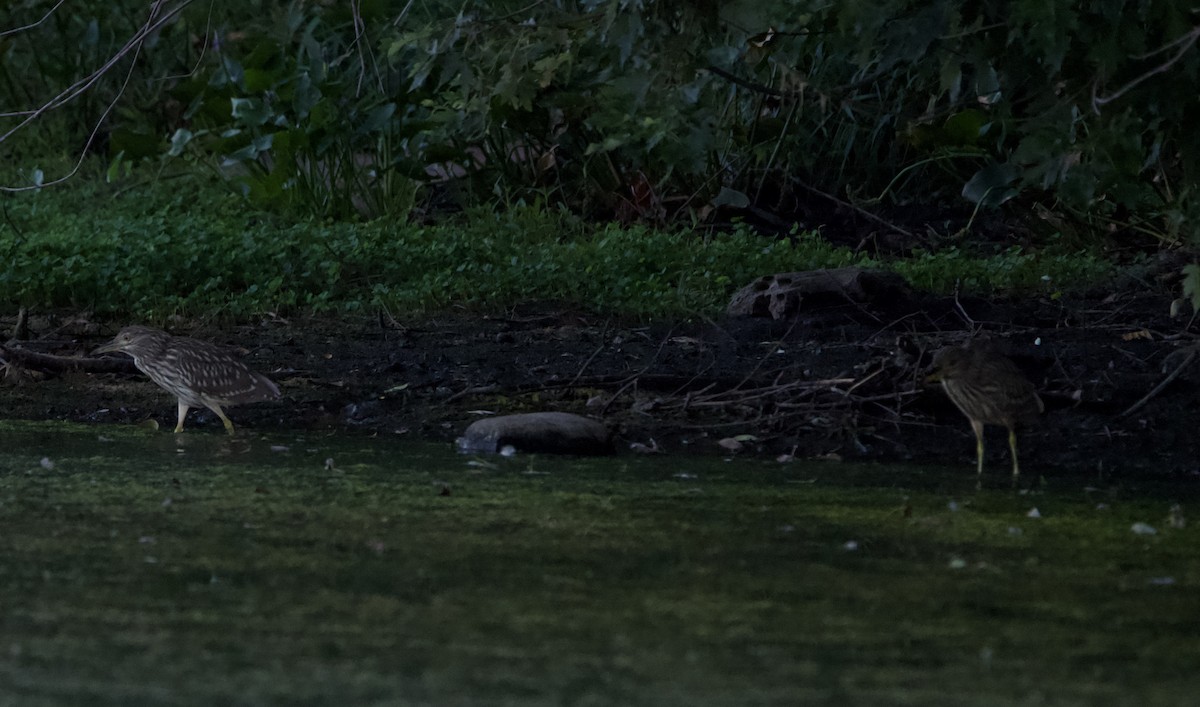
106, 151, 125, 183
962, 163, 1020, 207
943, 110, 986, 146
210, 56, 244, 89
231, 97, 272, 127
711, 187, 749, 209
243, 68, 278, 93
1182, 263, 1200, 313
291, 72, 321, 118
109, 129, 161, 159
974, 63, 1001, 105
360, 103, 397, 134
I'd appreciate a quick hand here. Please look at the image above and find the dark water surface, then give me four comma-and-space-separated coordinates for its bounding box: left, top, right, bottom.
0, 420, 1196, 706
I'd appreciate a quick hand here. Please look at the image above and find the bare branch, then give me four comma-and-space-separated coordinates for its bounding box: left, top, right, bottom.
1092, 25, 1200, 113
157, 0, 217, 83
792, 178, 916, 239
0, 0, 67, 39
0, 0, 197, 192
0, 343, 138, 374
1119, 346, 1198, 417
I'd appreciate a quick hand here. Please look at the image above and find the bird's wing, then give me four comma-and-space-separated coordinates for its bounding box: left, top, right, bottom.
168, 340, 280, 404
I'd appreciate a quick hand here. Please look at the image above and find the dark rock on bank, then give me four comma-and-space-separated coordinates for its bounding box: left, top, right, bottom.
456, 412, 614, 456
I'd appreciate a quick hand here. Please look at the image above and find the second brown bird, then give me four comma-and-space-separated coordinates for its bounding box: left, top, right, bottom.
928, 343, 1043, 479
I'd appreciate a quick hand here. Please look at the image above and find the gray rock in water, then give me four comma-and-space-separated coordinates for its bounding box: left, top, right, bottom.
456, 412, 614, 456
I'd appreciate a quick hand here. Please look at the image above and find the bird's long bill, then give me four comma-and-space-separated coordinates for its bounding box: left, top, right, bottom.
93, 340, 122, 355
924, 370, 943, 384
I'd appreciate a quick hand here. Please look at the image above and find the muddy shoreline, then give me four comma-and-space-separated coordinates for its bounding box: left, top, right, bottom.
4, 284, 1200, 479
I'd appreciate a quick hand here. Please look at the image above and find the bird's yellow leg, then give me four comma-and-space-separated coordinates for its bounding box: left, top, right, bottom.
174, 402, 189, 433
1008, 427, 1021, 478
208, 403, 235, 434
971, 419, 986, 477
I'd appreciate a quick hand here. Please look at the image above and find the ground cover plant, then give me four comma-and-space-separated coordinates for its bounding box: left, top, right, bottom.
0, 170, 1115, 319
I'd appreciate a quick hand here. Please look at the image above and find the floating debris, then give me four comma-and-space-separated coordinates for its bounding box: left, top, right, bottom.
1131, 522, 1157, 536
630, 439, 662, 454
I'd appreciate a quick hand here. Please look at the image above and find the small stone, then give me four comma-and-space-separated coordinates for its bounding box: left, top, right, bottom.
1131, 522, 1157, 536
1168, 504, 1186, 529
716, 437, 743, 453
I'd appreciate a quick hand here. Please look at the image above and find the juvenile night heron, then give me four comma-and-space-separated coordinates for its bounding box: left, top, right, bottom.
928, 344, 1044, 479
95, 325, 280, 433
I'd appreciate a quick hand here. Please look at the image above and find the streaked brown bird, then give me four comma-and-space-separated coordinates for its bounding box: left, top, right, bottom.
927, 344, 1044, 479
95, 325, 279, 433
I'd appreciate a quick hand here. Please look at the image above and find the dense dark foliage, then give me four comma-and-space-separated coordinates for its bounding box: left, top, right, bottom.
2, 0, 1196, 242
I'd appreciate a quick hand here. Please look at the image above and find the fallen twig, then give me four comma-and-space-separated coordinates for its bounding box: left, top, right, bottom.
1119, 346, 1198, 417
568, 321, 611, 388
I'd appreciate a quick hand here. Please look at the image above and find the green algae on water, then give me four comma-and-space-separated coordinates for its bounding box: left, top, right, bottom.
0, 420, 1197, 706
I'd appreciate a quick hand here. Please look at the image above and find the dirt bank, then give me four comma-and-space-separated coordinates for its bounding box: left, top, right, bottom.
3, 283, 1200, 479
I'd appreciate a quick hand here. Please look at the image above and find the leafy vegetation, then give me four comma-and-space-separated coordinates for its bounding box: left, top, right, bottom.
0, 173, 1112, 319
6, 1, 1187, 319
2, 0, 1196, 241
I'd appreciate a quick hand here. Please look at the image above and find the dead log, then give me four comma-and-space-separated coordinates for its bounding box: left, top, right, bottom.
727, 267, 912, 319
0, 343, 138, 374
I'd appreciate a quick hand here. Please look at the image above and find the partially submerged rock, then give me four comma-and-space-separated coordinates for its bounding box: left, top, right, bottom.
456, 412, 614, 456
727, 267, 912, 319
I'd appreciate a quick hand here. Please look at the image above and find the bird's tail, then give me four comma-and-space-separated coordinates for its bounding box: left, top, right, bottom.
231, 372, 281, 403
